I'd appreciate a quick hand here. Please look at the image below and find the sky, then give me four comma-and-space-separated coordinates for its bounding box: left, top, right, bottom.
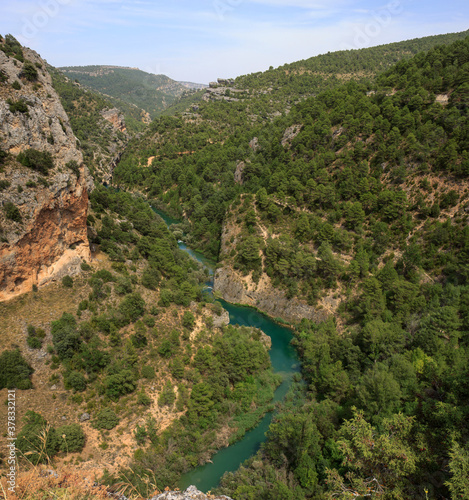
0, 0, 468, 83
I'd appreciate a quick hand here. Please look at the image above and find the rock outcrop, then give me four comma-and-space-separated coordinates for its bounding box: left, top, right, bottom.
213, 204, 329, 324
150, 485, 232, 500
101, 107, 126, 132
0, 38, 92, 301
214, 266, 328, 324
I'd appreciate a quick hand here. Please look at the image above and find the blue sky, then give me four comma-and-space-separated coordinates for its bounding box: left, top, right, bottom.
1, 0, 468, 83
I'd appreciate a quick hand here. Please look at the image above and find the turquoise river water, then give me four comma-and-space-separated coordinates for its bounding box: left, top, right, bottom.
153, 207, 300, 493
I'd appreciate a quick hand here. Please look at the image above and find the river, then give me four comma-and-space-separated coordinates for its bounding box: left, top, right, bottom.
153, 208, 300, 493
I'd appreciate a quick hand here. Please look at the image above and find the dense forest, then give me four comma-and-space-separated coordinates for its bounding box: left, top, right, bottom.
59, 66, 195, 118
1, 29, 469, 499
112, 36, 469, 498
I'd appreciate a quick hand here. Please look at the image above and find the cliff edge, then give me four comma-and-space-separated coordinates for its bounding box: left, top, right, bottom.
0, 36, 92, 300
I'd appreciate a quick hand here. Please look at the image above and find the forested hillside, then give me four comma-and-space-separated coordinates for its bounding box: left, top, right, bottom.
2, 29, 469, 500
113, 36, 469, 498
59, 65, 200, 118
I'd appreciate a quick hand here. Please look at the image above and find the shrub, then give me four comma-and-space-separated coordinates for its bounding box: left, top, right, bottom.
21, 61, 38, 81
64, 370, 87, 392
92, 408, 119, 430
17, 149, 53, 175
137, 392, 152, 406
51, 313, 81, 360
81, 261, 92, 271
56, 423, 85, 453
115, 276, 132, 295
27, 336, 42, 349
182, 311, 195, 330
66, 160, 80, 177
141, 265, 160, 290
16, 411, 59, 464
158, 381, 175, 407
62, 275, 73, 288
119, 292, 146, 323
141, 365, 156, 379
7, 98, 28, 114
11, 80, 21, 90
104, 370, 136, 400
157, 339, 175, 359
142, 315, 155, 328
3, 202, 22, 222
92, 269, 116, 282
0, 180, 11, 190
78, 299, 88, 311
131, 331, 147, 348
0, 349, 33, 389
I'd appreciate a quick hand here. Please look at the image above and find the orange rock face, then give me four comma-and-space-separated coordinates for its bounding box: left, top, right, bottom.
0, 41, 93, 301
0, 176, 90, 301
101, 108, 126, 132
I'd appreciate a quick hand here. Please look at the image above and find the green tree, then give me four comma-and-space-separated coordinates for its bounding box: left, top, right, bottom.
325, 409, 417, 499
0, 349, 33, 389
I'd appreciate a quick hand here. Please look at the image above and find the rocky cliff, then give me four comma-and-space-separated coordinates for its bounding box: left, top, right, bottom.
213, 204, 330, 324
0, 36, 92, 301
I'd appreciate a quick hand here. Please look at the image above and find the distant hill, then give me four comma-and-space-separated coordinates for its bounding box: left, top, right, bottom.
235, 29, 469, 94
58, 65, 202, 118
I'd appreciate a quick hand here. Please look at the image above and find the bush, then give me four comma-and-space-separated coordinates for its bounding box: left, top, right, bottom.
7, 98, 28, 114
81, 261, 92, 271
119, 293, 146, 323
141, 265, 160, 290
62, 275, 73, 288
16, 411, 59, 464
0, 349, 33, 389
142, 315, 155, 328
137, 392, 152, 406
182, 311, 195, 330
92, 408, 119, 430
21, 61, 38, 81
11, 80, 21, 90
104, 370, 136, 400
56, 423, 85, 452
3, 202, 22, 222
64, 370, 87, 392
141, 365, 156, 379
92, 269, 116, 282
66, 160, 80, 177
17, 149, 53, 175
0, 180, 11, 190
27, 336, 42, 349
51, 313, 81, 360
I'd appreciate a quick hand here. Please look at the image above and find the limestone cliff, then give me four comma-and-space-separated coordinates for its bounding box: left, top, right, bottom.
100, 107, 126, 132
0, 37, 92, 301
213, 205, 330, 324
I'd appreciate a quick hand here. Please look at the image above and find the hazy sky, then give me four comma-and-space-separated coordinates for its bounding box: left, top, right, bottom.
1, 0, 468, 83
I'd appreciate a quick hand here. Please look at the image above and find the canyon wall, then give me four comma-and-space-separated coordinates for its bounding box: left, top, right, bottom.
0, 40, 92, 300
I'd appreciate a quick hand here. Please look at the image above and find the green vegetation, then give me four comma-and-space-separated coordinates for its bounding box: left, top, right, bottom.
17, 149, 54, 175
21, 61, 39, 81
0, 349, 34, 389
16, 411, 85, 464
3, 30, 469, 499
61, 275, 74, 288
3, 202, 22, 222
7, 98, 29, 114
110, 35, 469, 498
58, 65, 190, 118
0, 34, 24, 61
92, 408, 119, 430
